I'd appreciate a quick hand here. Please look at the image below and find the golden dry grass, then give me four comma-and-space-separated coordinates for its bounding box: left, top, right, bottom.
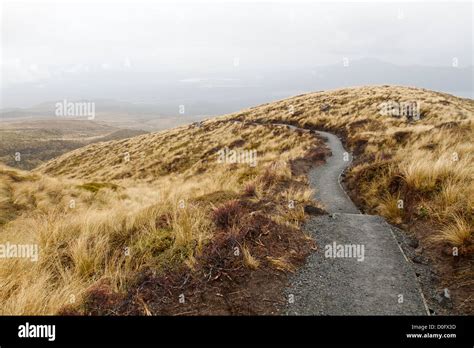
0, 121, 318, 314
433, 214, 472, 248
266, 256, 296, 272
242, 245, 260, 270
223, 85, 473, 251
1, 85, 472, 315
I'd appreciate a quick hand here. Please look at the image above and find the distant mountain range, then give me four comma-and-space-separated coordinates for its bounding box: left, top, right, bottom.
1, 58, 472, 116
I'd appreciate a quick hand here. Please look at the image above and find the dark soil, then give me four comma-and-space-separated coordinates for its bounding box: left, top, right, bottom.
58, 129, 325, 316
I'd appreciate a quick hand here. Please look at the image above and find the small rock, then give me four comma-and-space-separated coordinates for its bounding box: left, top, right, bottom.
412, 255, 427, 264
406, 237, 419, 248
434, 289, 453, 309
304, 205, 326, 215
430, 272, 440, 282
443, 288, 451, 299
415, 246, 423, 255
320, 104, 331, 112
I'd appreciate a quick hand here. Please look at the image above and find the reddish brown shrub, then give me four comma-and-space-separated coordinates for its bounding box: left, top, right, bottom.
212, 200, 243, 230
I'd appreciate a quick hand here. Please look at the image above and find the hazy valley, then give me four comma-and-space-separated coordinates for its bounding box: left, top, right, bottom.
0, 86, 472, 315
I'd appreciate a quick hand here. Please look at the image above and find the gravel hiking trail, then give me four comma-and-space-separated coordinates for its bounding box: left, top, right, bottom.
284, 129, 429, 315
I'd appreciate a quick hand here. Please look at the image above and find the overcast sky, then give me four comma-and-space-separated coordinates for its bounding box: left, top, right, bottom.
0, 0, 472, 107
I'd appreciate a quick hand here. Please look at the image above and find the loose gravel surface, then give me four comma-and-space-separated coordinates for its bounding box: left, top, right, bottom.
285, 131, 428, 315
309, 131, 360, 214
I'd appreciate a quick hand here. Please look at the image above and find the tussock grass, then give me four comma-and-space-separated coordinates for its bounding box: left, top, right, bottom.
0, 121, 318, 314
242, 245, 260, 270
224, 86, 473, 252
266, 256, 296, 272
432, 214, 473, 248
2, 85, 472, 314
377, 193, 404, 225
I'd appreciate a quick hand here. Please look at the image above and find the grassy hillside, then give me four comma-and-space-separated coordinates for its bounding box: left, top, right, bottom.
221, 85, 473, 312
0, 121, 326, 314
1, 85, 472, 314
221, 86, 473, 250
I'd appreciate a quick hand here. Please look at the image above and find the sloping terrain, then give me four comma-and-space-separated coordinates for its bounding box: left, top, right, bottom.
286, 130, 427, 315
0, 85, 472, 315
221, 85, 473, 313
0, 121, 327, 314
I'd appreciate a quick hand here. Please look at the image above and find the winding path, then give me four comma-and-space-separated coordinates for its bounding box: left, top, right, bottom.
283, 129, 428, 315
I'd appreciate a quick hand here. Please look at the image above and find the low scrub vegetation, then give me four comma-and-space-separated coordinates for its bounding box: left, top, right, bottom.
225, 86, 473, 255
0, 121, 321, 314
224, 86, 473, 313
1, 85, 471, 314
